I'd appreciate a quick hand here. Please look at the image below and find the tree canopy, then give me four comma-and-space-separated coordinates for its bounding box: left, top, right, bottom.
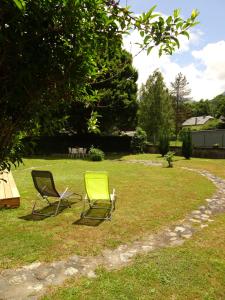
170, 72, 191, 138
0, 0, 199, 170
138, 70, 174, 142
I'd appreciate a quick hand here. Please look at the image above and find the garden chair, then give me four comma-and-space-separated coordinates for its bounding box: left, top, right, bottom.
71, 147, 78, 158
31, 170, 76, 216
68, 147, 72, 158
81, 171, 116, 221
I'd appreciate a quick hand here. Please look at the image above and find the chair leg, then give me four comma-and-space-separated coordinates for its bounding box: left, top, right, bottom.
54, 198, 62, 216
32, 195, 53, 217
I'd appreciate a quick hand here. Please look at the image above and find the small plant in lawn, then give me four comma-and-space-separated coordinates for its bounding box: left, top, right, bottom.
164, 151, 175, 168
88, 146, 105, 161
182, 129, 192, 159
130, 127, 147, 153
158, 134, 169, 156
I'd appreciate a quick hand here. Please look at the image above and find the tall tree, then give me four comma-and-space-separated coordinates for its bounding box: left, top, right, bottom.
170, 72, 191, 138
65, 50, 138, 134
0, 0, 199, 170
138, 70, 174, 143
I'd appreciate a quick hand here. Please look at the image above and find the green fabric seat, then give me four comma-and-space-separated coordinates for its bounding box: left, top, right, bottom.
81, 171, 116, 221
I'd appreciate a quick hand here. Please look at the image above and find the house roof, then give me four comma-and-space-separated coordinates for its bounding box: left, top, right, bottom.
182, 116, 214, 126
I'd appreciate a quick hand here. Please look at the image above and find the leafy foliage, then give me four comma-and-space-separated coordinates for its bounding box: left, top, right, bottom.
170, 73, 191, 138
158, 134, 169, 157
0, 0, 199, 170
164, 151, 175, 168
66, 50, 138, 134
138, 70, 174, 143
181, 129, 192, 159
130, 127, 147, 153
88, 146, 105, 161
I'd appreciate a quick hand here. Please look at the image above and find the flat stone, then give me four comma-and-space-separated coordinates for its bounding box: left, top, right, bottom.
182, 234, 192, 239
46, 274, 56, 283
64, 267, 79, 276
9, 274, 27, 285
201, 214, 209, 218
189, 218, 201, 223
141, 245, 154, 251
87, 271, 97, 278
175, 226, 186, 233
34, 268, 51, 280
167, 232, 177, 237
200, 224, 208, 229
28, 283, 43, 292
23, 262, 42, 270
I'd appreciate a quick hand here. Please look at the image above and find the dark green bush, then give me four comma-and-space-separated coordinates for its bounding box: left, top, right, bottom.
181, 129, 192, 159
158, 134, 169, 156
88, 147, 105, 161
130, 127, 147, 153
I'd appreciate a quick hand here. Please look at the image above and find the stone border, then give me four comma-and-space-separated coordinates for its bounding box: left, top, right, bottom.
0, 164, 225, 300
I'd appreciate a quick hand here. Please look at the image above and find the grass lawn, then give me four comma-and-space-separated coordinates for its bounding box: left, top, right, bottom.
42, 214, 225, 300
122, 153, 225, 180
0, 155, 215, 269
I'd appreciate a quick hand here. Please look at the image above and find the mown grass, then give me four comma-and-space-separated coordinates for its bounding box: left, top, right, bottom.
42, 214, 225, 300
0, 155, 214, 269
122, 153, 225, 179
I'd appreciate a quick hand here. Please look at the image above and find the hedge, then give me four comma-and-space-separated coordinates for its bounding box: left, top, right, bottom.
23, 134, 132, 155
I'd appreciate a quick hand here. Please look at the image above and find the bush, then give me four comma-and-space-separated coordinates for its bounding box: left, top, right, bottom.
164, 151, 175, 168
158, 134, 169, 156
88, 147, 105, 161
130, 127, 147, 153
181, 129, 192, 159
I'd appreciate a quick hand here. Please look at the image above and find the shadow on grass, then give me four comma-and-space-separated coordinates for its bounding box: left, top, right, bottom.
19, 200, 79, 221
73, 205, 111, 227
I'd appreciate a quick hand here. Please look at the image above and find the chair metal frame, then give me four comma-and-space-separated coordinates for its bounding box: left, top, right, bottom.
31, 170, 79, 216
81, 171, 116, 221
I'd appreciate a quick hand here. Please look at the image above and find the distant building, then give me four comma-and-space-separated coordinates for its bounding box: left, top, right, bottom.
182, 115, 214, 127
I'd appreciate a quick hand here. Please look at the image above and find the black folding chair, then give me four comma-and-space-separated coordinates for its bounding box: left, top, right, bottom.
31, 170, 79, 216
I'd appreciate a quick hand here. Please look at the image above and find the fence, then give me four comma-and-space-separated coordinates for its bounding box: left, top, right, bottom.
191, 130, 225, 148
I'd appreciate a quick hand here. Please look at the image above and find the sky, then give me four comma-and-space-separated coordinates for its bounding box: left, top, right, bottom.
120, 0, 225, 101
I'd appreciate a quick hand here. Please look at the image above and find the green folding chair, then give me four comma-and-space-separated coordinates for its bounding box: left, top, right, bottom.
81, 171, 116, 221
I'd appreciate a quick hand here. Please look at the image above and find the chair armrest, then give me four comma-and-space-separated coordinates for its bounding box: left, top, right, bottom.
110, 188, 116, 201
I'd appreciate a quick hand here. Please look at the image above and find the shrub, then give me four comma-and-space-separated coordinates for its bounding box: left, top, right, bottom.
181, 129, 192, 159
130, 127, 147, 153
158, 134, 169, 156
164, 151, 175, 168
88, 147, 105, 161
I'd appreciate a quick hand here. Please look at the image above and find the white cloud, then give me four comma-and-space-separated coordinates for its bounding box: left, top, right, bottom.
192, 41, 225, 81
123, 30, 225, 100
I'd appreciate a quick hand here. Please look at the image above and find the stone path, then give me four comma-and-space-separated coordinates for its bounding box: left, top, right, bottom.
1, 164, 225, 300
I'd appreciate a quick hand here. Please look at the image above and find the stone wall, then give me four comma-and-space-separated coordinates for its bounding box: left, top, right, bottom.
146, 145, 225, 159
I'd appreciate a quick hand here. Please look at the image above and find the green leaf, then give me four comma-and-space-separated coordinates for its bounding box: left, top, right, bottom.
146, 5, 157, 18
180, 31, 190, 39
173, 9, 180, 18
140, 31, 145, 37
147, 46, 154, 55
166, 16, 172, 25
191, 9, 199, 19
13, 0, 26, 10
170, 36, 180, 48
144, 35, 150, 45
176, 22, 184, 29
149, 14, 160, 20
